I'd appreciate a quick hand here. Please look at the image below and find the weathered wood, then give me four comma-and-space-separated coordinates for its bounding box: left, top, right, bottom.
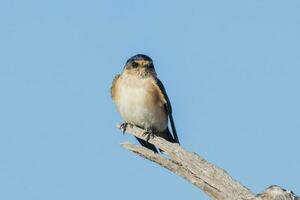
117, 124, 299, 200
255, 185, 300, 200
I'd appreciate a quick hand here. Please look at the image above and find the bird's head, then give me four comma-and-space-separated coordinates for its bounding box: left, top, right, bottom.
123, 54, 156, 76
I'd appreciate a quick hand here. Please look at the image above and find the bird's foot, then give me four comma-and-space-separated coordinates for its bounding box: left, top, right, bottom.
143, 129, 155, 142
120, 122, 131, 134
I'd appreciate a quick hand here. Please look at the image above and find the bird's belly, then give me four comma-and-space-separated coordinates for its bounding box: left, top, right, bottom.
117, 86, 167, 132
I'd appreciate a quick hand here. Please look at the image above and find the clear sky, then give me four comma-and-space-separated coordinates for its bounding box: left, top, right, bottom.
0, 0, 299, 199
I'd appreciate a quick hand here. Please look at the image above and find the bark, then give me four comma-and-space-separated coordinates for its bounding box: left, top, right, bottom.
117, 124, 299, 200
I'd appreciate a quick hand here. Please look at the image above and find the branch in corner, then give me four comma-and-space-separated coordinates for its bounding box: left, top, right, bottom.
116, 124, 299, 200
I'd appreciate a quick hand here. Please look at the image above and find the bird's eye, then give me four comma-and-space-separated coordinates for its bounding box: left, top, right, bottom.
132, 61, 139, 68
148, 63, 154, 69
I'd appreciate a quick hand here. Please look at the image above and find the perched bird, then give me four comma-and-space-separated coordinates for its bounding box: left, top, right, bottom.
111, 54, 179, 153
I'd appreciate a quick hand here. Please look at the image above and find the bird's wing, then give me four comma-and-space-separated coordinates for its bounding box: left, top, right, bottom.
110, 74, 120, 100
152, 77, 180, 144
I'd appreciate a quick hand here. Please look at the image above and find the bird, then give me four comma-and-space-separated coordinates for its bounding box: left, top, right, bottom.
111, 54, 179, 153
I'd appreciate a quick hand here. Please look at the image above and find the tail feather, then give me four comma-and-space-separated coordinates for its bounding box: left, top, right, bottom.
160, 127, 178, 143
135, 137, 158, 153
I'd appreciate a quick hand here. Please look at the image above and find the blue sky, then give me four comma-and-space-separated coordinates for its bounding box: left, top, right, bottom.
0, 0, 299, 199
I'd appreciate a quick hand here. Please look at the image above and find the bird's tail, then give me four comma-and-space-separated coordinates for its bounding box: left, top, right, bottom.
160, 127, 178, 143
135, 137, 158, 153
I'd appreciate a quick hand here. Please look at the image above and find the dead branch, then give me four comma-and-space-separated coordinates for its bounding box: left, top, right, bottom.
117, 124, 299, 200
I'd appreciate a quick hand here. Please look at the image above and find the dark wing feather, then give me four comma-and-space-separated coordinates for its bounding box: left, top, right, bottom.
154, 77, 180, 144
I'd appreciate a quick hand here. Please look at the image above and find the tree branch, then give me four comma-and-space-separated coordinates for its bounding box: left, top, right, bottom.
117, 124, 299, 200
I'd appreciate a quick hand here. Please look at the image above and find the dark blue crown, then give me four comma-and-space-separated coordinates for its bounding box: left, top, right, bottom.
126, 54, 152, 64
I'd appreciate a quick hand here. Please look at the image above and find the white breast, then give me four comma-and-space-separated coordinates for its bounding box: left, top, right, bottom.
115, 75, 168, 132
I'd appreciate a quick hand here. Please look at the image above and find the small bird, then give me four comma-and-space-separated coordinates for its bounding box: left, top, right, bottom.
111, 54, 180, 153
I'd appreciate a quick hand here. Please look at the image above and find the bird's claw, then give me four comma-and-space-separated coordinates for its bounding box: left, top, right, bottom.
120, 122, 129, 134
143, 130, 155, 142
